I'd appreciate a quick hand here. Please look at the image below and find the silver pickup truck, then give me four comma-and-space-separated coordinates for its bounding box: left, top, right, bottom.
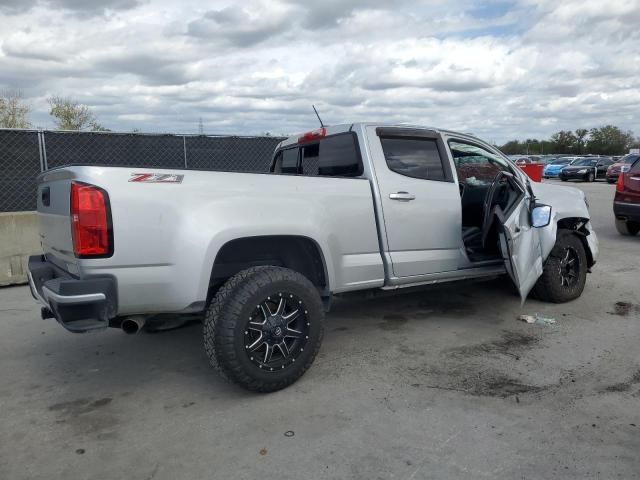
28, 123, 598, 391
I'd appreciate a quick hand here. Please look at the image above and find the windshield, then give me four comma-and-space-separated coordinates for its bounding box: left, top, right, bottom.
573, 159, 595, 166
551, 159, 570, 165
619, 154, 638, 164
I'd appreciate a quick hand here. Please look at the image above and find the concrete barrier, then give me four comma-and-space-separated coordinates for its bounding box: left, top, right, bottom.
0, 212, 42, 287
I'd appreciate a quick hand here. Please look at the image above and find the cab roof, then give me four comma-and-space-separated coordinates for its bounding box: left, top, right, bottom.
276, 122, 483, 150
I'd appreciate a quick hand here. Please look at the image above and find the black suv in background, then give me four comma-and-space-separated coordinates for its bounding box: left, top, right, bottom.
560, 157, 614, 182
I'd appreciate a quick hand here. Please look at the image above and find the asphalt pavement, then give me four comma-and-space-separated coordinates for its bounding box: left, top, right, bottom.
1, 179, 638, 480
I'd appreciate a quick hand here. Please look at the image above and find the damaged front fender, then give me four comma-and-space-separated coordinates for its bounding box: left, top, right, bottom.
530, 181, 599, 266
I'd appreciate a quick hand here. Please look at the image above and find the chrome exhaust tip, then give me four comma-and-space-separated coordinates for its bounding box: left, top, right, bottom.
121, 316, 146, 334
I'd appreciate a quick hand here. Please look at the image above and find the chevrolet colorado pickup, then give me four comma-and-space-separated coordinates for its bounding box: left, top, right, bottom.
28, 123, 599, 392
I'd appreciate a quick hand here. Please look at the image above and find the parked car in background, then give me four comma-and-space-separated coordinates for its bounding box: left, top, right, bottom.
614, 156, 640, 235
539, 156, 559, 165
560, 157, 614, 182
543, 157, 578, 178
607, 154, 640, 184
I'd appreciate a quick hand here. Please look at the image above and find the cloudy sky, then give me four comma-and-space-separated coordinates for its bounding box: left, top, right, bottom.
0, 0, 638, 141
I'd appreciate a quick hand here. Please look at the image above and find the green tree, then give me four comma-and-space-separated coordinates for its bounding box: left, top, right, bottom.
0, 90, 31, 128
575, 128, 588, 154
48, 95, 108, 131
550, 130, 578, 154
499, 140, 524, 155
586, 125, 634, 155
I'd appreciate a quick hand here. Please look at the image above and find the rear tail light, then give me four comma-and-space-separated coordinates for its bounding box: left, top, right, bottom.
616, 172, 625, 192
70, 182, 113, 258
298, 127, 326, 144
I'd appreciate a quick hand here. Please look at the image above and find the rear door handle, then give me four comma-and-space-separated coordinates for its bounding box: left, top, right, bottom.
389, 192, 415, 201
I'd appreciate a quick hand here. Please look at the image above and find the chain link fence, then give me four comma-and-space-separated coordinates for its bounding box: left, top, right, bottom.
0, 130, 43, 212
0, 129, 284, 212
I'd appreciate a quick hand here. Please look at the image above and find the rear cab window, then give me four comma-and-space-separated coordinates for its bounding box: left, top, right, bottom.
272, 133, 363, 178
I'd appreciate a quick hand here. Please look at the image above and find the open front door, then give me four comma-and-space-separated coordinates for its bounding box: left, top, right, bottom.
496, 184, 545, 302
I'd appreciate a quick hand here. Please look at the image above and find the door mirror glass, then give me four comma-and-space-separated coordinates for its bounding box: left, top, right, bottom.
531, 204, 552, 228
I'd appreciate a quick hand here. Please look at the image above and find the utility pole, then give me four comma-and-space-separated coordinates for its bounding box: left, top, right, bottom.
198, 117, 204, 135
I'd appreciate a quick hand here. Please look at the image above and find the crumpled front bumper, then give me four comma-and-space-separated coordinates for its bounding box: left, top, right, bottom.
585, 222, 599, 267
27, 255, 117, 333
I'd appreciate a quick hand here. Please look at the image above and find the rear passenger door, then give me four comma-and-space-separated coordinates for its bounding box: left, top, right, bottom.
367, 127, 461, 278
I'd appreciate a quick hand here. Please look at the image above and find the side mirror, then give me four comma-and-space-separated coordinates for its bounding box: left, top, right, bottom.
531, 204, 552, 228
596, 163, 603, 167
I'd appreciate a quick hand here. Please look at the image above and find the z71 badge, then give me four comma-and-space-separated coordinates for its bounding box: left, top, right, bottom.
129, 173, 184, 183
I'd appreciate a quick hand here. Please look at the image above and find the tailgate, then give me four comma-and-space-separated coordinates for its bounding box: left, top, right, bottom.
36, 168, 78, 272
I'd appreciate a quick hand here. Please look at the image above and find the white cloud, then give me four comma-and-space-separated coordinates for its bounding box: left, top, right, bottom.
0, 0, 638, 141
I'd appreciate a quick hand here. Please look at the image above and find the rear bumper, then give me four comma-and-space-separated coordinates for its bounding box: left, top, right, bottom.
27, 255, 117, 333
614, 201, 640, 223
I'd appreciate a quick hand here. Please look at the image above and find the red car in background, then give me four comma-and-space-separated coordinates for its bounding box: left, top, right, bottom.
614, 157, 640, 236
607, 153, 640, 183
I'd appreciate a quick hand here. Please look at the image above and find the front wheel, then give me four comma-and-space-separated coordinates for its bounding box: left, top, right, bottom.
587, 172, 595, 182
561, 178, 568, 182
616, 218, 640, 236
532, 232, 588, 303
203, 266, 324, 392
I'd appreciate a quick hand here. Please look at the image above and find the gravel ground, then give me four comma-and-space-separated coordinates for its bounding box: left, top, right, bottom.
1, 180, 638, 480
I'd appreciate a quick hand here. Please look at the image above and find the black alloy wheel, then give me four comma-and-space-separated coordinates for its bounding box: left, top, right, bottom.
203, 266, 324, 392
532, 232, 588, 303
244, 293, 310, 371
558, 246, 580, 288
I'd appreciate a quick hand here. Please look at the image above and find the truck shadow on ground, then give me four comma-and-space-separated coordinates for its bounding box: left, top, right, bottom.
33, 277, 547, 404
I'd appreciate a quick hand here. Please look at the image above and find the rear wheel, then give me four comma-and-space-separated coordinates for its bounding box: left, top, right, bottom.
532, 232, 588, 303
203, 266, 324, 392
587, 172, 595, 182
615, 218, 640, 236
561, 178, 568, 182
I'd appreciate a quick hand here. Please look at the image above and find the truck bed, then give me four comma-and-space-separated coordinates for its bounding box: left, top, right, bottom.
36, 166, 385, 317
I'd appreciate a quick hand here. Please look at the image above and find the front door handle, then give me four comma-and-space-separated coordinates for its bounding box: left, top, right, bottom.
389, 191, 415, 201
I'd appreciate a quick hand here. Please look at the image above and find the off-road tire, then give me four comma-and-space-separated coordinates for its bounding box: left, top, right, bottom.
615, 218, 640, 236
532, 231, 588, 303
203, 266, 324, 392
